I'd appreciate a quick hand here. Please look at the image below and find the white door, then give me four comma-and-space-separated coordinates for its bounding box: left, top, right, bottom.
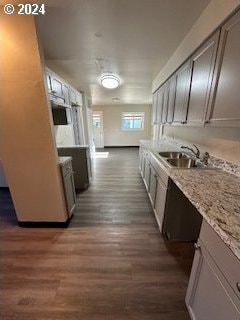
92, 111, 104, 148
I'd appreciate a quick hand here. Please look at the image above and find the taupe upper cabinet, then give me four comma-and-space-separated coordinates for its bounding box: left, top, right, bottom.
156, 87, 164, 124
152, 92, 158, 125
172, 60, 191, 124
187, 31, 220, 126
161, 83, 169, 124
206, 9, 240, 127
166, 75, 176, 124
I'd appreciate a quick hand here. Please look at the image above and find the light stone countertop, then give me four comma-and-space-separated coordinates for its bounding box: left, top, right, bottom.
58, 156, 72, 166
140, 140, 240, 261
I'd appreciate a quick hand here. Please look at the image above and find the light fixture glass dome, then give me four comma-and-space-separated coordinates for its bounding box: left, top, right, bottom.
100, 74, 120, 89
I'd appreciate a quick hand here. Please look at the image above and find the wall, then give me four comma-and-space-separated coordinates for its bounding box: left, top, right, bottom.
153, 0, 240, 91
0, 14, 67, 222
54, 125, 75, 146
163, 126, 240, 165
93, 104, 151, 146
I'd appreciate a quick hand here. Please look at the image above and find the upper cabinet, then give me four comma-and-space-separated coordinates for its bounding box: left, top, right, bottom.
156, 87, 164, 124
172, 60, 191, 125
186, 31, 220, 126
70, 87, 83, 106
161, 82, 169, 124
206, 10, 240, 127
166, 75, 176, 124
152, 91, 158, 125
152, 8, 240, 128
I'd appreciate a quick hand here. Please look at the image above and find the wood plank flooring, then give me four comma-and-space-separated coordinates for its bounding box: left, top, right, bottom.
0, 148, 193, 319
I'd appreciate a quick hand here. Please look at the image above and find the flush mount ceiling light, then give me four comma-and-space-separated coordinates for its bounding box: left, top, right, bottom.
100, 74, 120, 89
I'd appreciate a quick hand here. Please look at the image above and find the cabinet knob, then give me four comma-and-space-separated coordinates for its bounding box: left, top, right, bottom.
154, 174, 158, 178
236, 282, 240, 293
194, 243, 201, 250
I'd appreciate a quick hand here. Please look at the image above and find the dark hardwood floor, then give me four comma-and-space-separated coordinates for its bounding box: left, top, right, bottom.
0, 148, 193, 319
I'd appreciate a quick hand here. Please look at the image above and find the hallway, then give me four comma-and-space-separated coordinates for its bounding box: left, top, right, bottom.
0, 148, 192, 320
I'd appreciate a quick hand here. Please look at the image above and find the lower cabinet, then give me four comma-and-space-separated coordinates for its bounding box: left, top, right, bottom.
149, 165, 158, 207
58, 146, 92, 190
60, 159, 76, 217
154, 175, 168, 231
186, 221, 240, 320
143, 154, 151, 191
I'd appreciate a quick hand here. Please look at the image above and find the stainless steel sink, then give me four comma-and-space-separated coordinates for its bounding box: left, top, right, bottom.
166, 158, 202, 168
159, 151, 188, 159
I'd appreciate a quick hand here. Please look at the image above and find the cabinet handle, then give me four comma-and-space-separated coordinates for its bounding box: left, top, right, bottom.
236, 282, 240, 293
194, 243, 201, 250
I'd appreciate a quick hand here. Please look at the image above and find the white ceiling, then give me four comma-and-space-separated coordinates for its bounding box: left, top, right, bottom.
36, 0, 210, 105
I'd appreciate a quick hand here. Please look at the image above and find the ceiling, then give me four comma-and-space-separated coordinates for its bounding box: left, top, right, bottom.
36, 0, 210, 105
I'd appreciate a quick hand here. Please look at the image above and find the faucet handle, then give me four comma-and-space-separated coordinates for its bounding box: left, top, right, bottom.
201, 152, 210, 165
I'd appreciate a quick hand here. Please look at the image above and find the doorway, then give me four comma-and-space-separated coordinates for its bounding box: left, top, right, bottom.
92, 111, 104, 148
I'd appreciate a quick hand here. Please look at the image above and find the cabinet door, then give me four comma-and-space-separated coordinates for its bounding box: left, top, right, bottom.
63, 173, 76, 216
207, 10, 240, 127
62, 83, 70, 105
154, 178, 167, 231
152, 92, 158, 125
149, 166, 157, 207
186, 242, 240, 320
45, 71, 52, 94
70, 88, 77, 105
51, 76, 64, 98
144, 157, 151, 191
187, 31, 220, 125
172, 60, 191, 124
161, 83, 169, 124
166, 75, 176, 124
156, 87, 164, 124
76, 92, 83, 106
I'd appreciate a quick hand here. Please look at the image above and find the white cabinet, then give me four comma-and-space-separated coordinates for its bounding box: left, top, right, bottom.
70, 87, 83, 106
186, 221, 240, 320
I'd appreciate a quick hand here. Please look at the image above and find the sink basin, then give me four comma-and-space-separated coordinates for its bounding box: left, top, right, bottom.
166, 158, 199, 168
159, 151, 188, 159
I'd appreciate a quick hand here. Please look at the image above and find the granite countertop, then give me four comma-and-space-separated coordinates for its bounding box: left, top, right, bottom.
58, 156, 72, 166
140, 140, 240, 261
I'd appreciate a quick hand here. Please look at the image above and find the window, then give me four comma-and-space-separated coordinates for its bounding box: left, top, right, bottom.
122, 112, 144, 130
93, 114, 101, 128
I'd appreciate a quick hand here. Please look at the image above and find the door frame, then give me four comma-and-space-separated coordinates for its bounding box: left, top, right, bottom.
92, 111, 104, 148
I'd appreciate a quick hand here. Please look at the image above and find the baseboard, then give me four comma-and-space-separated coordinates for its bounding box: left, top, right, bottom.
103, 146, 139, 148
18, 214, 73, 228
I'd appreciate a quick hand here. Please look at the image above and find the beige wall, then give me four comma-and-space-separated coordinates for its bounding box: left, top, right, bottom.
163, 126, 240, 165
153, 0, 240, 91
0, 14, 67, 222
54, 125, 75, 146
93, 104, 151, 146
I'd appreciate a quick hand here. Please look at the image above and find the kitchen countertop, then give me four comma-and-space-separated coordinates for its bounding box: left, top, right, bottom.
140, 140, 240, 261
58, 156, 72, 166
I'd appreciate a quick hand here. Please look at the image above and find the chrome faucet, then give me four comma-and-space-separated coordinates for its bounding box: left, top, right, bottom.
181, 144, 200, 159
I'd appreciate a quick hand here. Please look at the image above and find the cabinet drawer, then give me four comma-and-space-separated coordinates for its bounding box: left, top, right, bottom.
61, 162, 73, 177
200, 220, 240, 299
